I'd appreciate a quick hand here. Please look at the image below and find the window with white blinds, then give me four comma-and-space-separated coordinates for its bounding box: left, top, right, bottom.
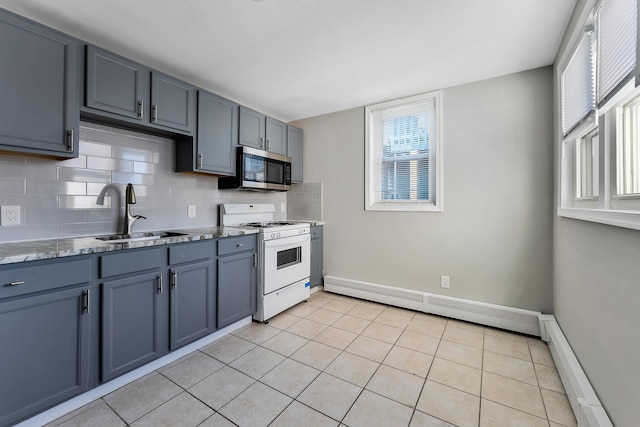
561, 30, 595, 136
597, 0, 637, 104
365, 91, 441, 212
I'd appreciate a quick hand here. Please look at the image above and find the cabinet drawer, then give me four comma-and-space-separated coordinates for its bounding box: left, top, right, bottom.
0, 258, 91, 299
168, 241, 214, 265
218, 235, 256, 256
100, 248, 161, 278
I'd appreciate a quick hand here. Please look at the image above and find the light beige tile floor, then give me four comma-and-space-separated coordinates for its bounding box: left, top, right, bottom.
46, 290, 577, 427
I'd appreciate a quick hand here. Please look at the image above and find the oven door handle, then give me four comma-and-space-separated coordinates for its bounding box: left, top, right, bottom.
263, 234, 310, 249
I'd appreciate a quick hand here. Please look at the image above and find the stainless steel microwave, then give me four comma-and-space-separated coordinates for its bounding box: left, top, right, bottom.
218, 146, 292, 191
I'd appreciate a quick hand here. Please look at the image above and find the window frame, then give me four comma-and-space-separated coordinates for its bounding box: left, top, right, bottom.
364, 91, 443, 212
557, 0, 640, 230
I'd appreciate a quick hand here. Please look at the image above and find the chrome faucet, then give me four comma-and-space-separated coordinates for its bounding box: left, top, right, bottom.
123, 183, 146, 235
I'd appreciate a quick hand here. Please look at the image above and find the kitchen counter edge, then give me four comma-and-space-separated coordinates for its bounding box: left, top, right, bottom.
0, 227, 258, 266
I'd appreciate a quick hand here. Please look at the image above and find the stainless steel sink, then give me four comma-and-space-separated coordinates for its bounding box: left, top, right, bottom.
95, 231, 188, 243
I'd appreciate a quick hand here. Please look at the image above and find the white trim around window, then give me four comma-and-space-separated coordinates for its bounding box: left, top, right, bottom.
364, 91, 443, 212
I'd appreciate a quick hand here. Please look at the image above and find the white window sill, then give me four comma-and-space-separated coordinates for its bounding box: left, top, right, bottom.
557, 207, 640, 230
366, 202, 442, 212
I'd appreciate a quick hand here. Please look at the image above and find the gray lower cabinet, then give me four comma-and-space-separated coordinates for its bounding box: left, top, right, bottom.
310, 226, 324, 287
287, 125, 304, 183
168, 241, 216, 350
176, 90, 238, 175
0, 8, 79, 158
217, 236, 257, 328
100, 248, 166, 382
0, 258, 92, 427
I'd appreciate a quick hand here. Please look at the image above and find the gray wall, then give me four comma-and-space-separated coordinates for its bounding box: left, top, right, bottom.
0, 122, 285, 242
552, 0, 640, 424
292, 67, 554, 313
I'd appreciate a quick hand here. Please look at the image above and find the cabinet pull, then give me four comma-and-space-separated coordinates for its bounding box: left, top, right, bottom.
259, 137, 264, 149
67, 130, 74, 151
82, 289, 90, 314
138, 100, 144, 119
236, 243, 243, 247
197, 154, 203, 169
172, 270, 178, 289
253, 253, 257, 267
152, 105, 159, 123
266, 139, 270, 151
157, 274, 163, 293
7, 281, 25, 287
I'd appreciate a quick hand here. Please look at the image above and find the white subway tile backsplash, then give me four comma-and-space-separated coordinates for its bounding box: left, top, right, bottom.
0, 122, 285, 242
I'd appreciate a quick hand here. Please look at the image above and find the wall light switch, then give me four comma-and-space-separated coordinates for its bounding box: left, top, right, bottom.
188, 205, 196, 218
1, 206, 21, 226
280, 202, 286, 212
440, 275, 450, 289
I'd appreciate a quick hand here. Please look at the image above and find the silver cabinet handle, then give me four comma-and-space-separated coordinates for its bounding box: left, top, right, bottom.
236, 243, 243, 247
67, 130, 74, 152
259, 137, 264, 149
82, 289, 90, 314
172, 270, 178, 289
152, 105, 159, 123
253, 253, 257, 267
197, 154, 203, 169
8, 281, 25, 287
138, 99, 144, 119
266, 139, 270, 151
157, 274, 163, 293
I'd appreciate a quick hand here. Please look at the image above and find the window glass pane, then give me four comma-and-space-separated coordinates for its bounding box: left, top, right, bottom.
575, 129, 599, 199
562, 31, 595, 135
617, 96, 640, 195
597, 0, 637, 103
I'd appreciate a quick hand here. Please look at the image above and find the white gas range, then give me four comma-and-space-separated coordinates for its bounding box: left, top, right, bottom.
220, 204, 311, 322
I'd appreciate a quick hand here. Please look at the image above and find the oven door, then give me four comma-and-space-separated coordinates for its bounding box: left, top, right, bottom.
263, 233, 310, 294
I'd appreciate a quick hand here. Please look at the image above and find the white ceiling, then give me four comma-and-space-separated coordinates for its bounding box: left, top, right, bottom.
0, 0, 575, 122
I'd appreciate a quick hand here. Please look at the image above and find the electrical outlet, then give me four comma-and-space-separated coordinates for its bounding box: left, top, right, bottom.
187, 205, 196, 218
440, 275, 450, 289
1, 206, 21, 226
280, 202, 286, 212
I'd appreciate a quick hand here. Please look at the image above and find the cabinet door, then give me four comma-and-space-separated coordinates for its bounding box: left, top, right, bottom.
217, 251, 257, 328
102, 271, 165, 381
86, 46, 145, 121
196, 91, 238, 174
287, 125, 304, 183
0, 287, 91, 426
265, 117, 287, 155
310, 226, 323, 287
239, 106, 266, 150
169, 260, 216, 350
151, 72, 196, 133
0, 10, 78, 157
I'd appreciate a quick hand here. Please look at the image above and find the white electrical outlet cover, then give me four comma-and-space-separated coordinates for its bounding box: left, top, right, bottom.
1, 205, 21, 226
188, 205, 196, 218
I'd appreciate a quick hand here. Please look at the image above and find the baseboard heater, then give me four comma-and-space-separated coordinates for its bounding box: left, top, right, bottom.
539, 315, 613, 427
324, 275, 614, 427
323, 275, 541, 335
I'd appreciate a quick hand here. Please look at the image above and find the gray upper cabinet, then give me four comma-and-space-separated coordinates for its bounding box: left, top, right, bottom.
86, 45, 145, 120
0, 9, 78, 158
239, 106, 287, 155
151, 71, 196, 133
176, 91, 238, 175
84, 46, 195, 135
287, 125, 304, 183
266, 117, 287, 155
239, 106, 266, 150
0, 257, 92, 426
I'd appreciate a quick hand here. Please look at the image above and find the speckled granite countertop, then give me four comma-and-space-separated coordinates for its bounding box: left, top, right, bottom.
0, 226, 258, 266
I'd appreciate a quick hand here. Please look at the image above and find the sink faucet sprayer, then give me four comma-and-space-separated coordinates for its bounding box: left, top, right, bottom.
123, 183, 146, 235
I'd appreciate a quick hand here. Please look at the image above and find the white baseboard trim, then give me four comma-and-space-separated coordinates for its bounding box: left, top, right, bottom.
539, 315, 613, 427
324, 275, 541, 336
16, 316, 253, 427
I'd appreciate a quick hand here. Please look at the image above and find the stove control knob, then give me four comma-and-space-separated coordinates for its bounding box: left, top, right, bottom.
277, 232, 281, 238
271, 233, 276, 239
